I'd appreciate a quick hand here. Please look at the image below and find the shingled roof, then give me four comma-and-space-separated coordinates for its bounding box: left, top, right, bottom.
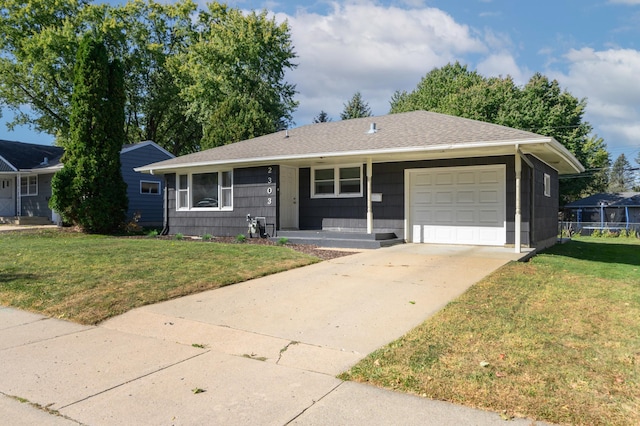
0, 139, 64, 171
137, 111, 584, 174
565, 192, 640, 208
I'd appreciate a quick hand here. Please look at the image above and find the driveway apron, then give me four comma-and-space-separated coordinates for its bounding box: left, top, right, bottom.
1, 244, 540, 425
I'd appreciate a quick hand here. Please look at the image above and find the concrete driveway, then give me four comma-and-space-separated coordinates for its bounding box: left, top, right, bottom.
0, 244, 546, 425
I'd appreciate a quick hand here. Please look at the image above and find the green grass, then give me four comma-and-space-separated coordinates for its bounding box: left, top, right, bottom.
0, 229, 319, 324
340, 236, 640, 426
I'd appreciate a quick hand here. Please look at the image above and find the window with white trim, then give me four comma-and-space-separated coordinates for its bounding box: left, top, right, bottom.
311, 165, 363, 198
140, 180, 160, 195
544, 173, 551, 197
176, 171, 233, 210
20, 175, 37, 196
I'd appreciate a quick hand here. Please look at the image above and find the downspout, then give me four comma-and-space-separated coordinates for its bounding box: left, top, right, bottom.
366, 158, 373, 234
16, 172, 21, 218
515, 146, 522, 253
161, 174, 169, 235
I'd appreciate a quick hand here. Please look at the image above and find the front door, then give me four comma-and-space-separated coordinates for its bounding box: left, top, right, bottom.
279, 166, 298, 229
0, 177, 15, 216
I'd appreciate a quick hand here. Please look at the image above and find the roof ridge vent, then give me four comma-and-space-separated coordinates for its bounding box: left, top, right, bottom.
367, 122, 377, 134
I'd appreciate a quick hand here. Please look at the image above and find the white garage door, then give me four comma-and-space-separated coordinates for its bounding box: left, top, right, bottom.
407, 165, 506, 245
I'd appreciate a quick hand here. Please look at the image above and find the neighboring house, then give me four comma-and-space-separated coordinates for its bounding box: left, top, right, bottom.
119, 141, 175, 227
0, 140, 64, 224
136, 111, 584, 251
563, 192, 640, 232
0, 139, 174, 227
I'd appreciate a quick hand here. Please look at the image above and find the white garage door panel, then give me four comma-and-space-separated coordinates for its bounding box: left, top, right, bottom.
456, 210, 475, 223
408, 165, 506, 246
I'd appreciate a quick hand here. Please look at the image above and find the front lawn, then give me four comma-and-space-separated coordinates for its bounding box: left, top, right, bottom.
340, 236, 640, 426
0, 229, 319, 324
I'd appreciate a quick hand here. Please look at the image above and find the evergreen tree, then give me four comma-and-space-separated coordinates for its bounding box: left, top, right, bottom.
608, 153, 634, 192
340, 92, 372, 120
50, 34, 128, 233
313, 110, 332, 123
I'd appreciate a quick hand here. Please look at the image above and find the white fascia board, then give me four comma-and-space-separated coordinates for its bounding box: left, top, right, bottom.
546, 139, 585, 173
21, 164, 64, 175
135, 137, 562, 174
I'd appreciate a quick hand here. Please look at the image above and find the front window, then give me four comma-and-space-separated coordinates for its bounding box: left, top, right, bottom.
20, 175, 37, 196
177, 174, 189, 209
312, 165, 362, 198
176, 171, 233, 210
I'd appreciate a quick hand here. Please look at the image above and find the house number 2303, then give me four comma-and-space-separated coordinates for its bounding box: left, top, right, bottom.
267, 166, 274, 205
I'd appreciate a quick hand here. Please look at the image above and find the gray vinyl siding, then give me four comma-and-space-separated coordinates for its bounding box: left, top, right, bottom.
120, 145, 173, 227
166, 166, 277, 237
0, 158, 14, 172
529, 155, 559, 246
21, 173, 54, 220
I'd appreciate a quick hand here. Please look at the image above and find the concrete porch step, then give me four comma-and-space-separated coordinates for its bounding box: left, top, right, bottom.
272, 230, 404, 249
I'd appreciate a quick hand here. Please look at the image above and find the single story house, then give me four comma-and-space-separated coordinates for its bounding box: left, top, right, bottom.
0, 139, 174, 227
563, 192, 640, 232
136, 111, 584, 251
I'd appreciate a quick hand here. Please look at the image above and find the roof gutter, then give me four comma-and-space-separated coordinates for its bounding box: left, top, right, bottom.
135, 137, 569, 174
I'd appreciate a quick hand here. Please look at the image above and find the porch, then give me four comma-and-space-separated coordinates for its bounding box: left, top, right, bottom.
270, 230, 404, 249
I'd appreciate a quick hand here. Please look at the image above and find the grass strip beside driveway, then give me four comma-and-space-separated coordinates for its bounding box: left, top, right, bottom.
340, 237, 640, 426
0, 230, 319, 324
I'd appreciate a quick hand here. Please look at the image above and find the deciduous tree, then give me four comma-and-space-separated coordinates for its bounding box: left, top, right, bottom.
0, 0, 297, 154
170, 5, 297, 149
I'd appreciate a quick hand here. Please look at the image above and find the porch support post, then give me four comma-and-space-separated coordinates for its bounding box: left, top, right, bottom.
515, 146, 522, 253
366, 157, 373, 234
625, 206, 629, 229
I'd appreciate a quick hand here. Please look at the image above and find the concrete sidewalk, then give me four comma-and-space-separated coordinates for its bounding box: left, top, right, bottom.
1, 244, 550, 425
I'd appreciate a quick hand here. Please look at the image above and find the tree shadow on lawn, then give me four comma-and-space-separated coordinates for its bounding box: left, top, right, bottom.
544, 239, 639, 267
0, 273, 38, 284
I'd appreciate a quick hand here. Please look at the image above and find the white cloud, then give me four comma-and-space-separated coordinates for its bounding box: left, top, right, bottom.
608, 0, 640, 5
278, 1, 487, 124
554, 47, 640, 154
476, 52, 530, 84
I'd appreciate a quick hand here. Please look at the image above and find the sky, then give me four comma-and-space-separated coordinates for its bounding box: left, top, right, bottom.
2, 0, 639, 166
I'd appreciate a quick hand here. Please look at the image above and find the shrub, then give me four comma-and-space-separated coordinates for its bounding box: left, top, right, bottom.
591, 229, 602, 237
236, 234, 247, 243
277, 237, 289, 245
202, 233, 213, 241
174, 233, 184, 240
146, 229, 159, 238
